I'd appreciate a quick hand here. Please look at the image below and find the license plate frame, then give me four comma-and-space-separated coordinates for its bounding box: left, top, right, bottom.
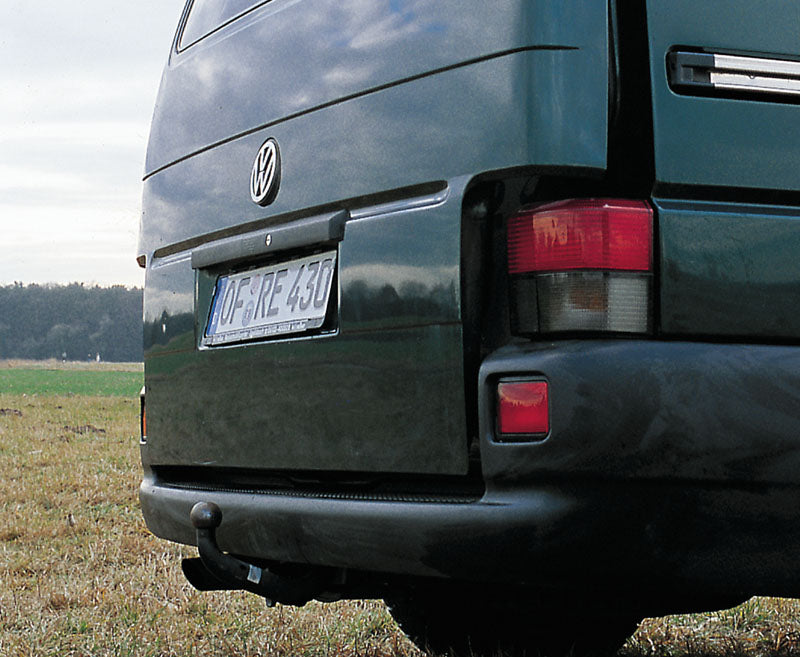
202, 250, 337, 347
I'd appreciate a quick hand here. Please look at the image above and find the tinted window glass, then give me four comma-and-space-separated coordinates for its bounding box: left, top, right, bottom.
180, 0, 270, 49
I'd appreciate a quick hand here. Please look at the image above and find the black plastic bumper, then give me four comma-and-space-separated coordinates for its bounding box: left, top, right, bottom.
140, 340, 800, 600
478, 340, 800, 486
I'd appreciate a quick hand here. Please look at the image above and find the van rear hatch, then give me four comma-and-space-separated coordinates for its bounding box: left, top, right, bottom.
140, 1, 609, 479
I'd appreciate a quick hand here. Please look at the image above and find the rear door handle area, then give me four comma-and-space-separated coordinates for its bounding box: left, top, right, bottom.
191, 209, 349, 269
668, 50, 800, 101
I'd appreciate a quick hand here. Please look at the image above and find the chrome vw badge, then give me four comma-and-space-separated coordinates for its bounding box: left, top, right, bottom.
249, 138, 281, 206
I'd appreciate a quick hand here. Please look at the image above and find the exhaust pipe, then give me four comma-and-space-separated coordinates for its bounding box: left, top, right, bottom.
185, 501, 333, 606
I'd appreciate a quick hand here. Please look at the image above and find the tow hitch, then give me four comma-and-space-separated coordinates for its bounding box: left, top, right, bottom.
183, 501, 333, 606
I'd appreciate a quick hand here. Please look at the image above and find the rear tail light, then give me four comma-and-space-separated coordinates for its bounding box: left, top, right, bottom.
497, 380, 549, 439
507, 199, 653, 335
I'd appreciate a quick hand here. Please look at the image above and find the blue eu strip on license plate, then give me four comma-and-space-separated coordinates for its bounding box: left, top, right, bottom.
203, 251, 336, 346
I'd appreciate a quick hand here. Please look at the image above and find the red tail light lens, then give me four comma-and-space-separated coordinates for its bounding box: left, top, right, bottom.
508, 199, 652, 274
497, 381, 549, 438
507, 199, 653, 335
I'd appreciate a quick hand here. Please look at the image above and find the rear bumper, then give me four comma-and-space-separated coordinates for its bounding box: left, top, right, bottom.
140, 339, 800, 598
478, 340, 800, 486
141, 475, 800, 598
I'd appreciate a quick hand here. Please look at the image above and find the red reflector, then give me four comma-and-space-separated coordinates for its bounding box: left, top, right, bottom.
497, 381, 549, 435
507, 199, 652, 274
140, 386, 147, 442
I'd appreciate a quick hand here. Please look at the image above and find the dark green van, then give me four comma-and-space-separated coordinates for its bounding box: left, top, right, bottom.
138, 1, 800, 654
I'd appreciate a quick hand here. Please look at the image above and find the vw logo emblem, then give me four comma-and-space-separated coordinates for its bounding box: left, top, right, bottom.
250, 138, 281, 206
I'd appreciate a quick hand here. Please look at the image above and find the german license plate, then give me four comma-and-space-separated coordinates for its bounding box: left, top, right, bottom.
203, 251, 336, 346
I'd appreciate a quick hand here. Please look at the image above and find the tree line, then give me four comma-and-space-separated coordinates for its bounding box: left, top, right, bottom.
0, 283, 143, 362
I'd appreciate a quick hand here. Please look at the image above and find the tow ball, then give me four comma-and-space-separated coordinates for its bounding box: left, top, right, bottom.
182, 501, 331, 606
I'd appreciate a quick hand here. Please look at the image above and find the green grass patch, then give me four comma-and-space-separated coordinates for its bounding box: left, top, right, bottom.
0, 368, 142, 397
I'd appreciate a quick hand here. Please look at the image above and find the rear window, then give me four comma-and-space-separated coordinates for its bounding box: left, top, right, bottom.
179, 0, 271, 49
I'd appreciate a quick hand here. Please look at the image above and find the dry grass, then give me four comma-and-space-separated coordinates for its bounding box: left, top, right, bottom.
623, 599, 800, 657
2, 379, 800, 656
0, 393, 416, 657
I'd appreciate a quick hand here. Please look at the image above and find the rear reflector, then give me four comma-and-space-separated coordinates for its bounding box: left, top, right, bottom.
140, 386, 147, 443
507, 199, 653, 335
497, 381, 549, 437
508, 199, 652, 274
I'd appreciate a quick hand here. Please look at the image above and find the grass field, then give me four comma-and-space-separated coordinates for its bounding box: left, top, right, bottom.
1, 361, 800, 656
0, 368, 142, 397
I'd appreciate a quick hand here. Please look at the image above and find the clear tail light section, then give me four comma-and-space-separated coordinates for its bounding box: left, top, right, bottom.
507, 199, 653, 335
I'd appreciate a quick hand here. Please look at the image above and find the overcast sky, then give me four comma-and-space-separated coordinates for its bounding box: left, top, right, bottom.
0, 1, 186, 288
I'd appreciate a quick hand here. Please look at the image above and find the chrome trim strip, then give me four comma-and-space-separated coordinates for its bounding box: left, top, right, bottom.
349, 186, 450, 221
669, 51, 800, 99
713, 54, 800, 78
710, 71, 800, 96
711, 54, 800, 97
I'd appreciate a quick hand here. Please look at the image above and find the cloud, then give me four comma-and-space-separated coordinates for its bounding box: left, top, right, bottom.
0, 204, 143, 286
0, 0, 185, 285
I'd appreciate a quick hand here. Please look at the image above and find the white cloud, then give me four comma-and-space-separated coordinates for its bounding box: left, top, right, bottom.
0, 204, 144, 287
0, 165, 91, 195
0, 0, 185, 285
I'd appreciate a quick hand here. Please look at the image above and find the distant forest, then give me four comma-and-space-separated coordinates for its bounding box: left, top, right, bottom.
0, 283, 143, 362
